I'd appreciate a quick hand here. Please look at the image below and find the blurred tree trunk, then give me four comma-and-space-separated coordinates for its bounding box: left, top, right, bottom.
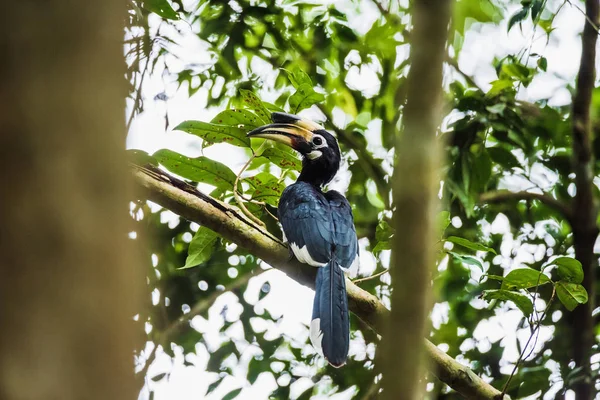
0, 2, 142, 400
381, 0, 452, 399
570, 0, 599, 398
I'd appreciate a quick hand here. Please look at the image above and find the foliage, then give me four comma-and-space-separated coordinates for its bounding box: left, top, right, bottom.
127, 0, 598, 398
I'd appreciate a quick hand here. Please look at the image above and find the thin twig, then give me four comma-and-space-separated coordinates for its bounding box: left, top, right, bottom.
566, 0, 600, 33
137, 345, 158, 384
445, 56, 483, 91
371, 0, 389, 14
353, 269, 390, 284
479, 190, 572, 223
232, 143, 269, 228
263, 205, 279, 222
501, 287, 556, 396
126, 43, 151, 133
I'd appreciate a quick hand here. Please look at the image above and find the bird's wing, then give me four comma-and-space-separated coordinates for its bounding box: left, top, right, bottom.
278, 182, 333, 266
324, 190, 359, 272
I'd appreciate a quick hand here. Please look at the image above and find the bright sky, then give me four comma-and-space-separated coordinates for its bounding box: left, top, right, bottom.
128, 1, 591, 399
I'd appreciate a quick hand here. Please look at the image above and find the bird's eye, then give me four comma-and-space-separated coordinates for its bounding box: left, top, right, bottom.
312, 136, 323, 145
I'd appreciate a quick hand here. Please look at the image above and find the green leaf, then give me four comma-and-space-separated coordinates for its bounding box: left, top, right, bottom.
448, 251, 484, 271
373, 219, 394, 253
446, 236, 496, 254
364, 22, 402, 58
249, 176, 285, 206
210, 109, 263, 130
556, 281, 588, 311
482, 289, 534, 316
174, 120, 250, 148
296, 388, 314, 400
247, 357, 266, 384
206, 377, 223, 395
151, 372, 167, 382
376, 219, 395, 242
239, 89, 271, 124
502, 268, 551, 290
288, 68, 313, 89
260, 147, 302, 171
207, 342, 237, 372
245, 172, 280, 188
486, 103, 506, 115
552, 257, 583, 284
222, 388, 242, 400
453, 0, 500, 34
471, 149, 492, 192
289, 83, 325, 114
461, 154, 470, 193
445, 178, 474, 217
487, 79, 515, 97
481, 274, 505, 282
537, 56, 548, 72
502, 63, 531, 85
153, 149, 236, 190
143, 0, 178, 20
373, 240, 392, 253
127, 149, 158, 166
487, 146, 520, 169
531, 0, 544, 21
538, 18, 554, 34
508, 7, 529, 32
181, 227, 218, 269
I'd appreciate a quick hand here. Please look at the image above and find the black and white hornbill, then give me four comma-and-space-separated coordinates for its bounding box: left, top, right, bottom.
248, 112, 358, 367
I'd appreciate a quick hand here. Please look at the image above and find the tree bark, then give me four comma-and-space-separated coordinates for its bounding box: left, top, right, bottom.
0, 2, 143, 400
380, 0, 452, 399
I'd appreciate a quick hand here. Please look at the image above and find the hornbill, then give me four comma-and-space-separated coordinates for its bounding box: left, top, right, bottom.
248, 112, 358, 367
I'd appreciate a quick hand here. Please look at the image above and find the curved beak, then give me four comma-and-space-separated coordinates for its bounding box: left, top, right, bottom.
247, 112, 320, 152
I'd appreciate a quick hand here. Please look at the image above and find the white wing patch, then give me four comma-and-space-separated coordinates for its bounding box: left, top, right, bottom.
340, 253, 359, 274
310, 318, 324, 355
290, 243, 327, 267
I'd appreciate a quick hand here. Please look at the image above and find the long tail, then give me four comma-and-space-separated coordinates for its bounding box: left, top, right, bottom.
310, 254, 349, 367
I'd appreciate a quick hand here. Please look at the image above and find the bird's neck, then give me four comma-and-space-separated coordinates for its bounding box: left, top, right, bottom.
297, 159, 338, 188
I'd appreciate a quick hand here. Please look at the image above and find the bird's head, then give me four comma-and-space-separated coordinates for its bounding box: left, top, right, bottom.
247, 112, 341, 187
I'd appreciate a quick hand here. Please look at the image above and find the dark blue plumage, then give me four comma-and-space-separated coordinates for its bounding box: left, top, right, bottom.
247, 112, 359, 367
279, 183, 356, 367
314, 254, 349, 366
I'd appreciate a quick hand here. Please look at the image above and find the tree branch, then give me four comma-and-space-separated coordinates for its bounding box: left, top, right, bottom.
445, 56, 482, 91
131, 164, 507, 399
425, 341, 508, 400
479, 190, 572, 222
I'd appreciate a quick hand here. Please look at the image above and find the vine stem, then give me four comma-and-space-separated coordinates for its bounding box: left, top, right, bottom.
501, 286, 556, 396
233, 142, 269, 228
